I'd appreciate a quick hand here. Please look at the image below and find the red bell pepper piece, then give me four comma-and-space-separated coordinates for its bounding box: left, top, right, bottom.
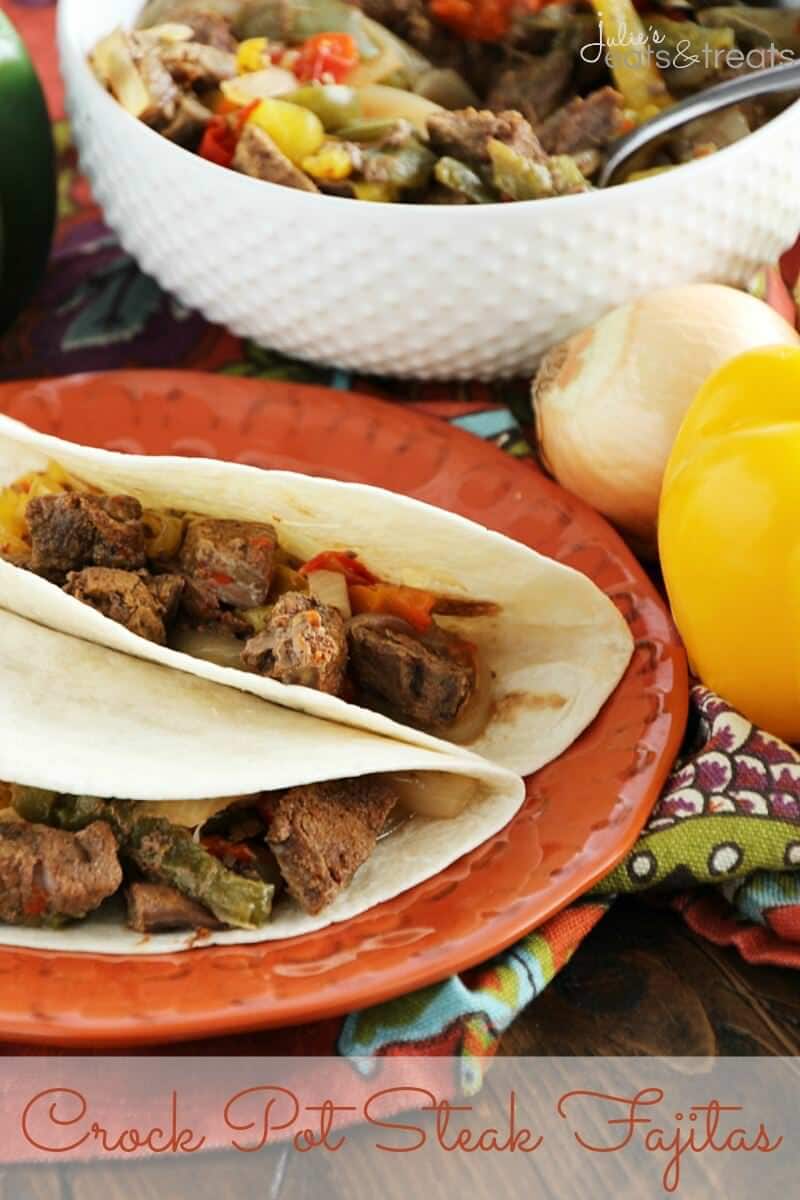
201, 836, 257, 866
300, 549, 377, 586
293, 32, 359, 83
198, 100, 259, 169
430, 0, 570, 41
349, 583, 438, 632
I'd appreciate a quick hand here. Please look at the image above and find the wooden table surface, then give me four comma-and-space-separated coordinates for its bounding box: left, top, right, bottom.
3, 898, 797, 1198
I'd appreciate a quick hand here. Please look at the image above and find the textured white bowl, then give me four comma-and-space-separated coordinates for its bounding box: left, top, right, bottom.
60, 0, 800, 379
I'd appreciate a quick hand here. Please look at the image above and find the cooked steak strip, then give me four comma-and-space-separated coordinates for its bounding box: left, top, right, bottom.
0, 820, 121, 926
27, 492, 147, 577
536, 86, 625, 155
426, 107, 546, 166
126, 881, 225, 932
133, 40, 181, 126
64, 567, 183, 645
159, 93, 213, 147
170, 8, 237, 51
348, 619, 475, 728
158, 40, 236, 88
178, 578, 253, 635
147, 572, 185, 624
487, 49, 574, 126
233, 124, 320, 192
242, 592, 347, 694
178, 517, 277, 610
264, 776, 397, 914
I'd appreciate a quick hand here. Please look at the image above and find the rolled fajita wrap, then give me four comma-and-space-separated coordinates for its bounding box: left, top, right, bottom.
0, 413, 633, 775
0, 609, 525, 954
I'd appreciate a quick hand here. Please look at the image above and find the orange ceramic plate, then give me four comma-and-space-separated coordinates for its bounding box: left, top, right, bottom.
0, 371, 687, 1047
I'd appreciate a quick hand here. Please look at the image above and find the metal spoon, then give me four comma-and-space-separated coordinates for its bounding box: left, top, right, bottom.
598, 57, 800, 187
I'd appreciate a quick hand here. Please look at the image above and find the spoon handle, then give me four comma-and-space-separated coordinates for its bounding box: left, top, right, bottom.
599, 57, 800, 186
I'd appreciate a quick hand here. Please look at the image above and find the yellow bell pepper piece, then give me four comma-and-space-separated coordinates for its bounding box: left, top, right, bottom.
588, 0, 671, 119
236, 37, 268, 74
352, 181, 396, 202
247, 98, 325, 164
302, 142, 354, 181
659, 345, 800, 741
0, 489, 27, 540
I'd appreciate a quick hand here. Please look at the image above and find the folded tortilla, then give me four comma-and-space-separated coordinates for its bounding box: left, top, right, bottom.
0, 413, 633, 776
0, 609, 525, 954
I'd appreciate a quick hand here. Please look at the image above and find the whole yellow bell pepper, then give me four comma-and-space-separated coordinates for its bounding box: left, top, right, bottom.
659, 345, 800, 741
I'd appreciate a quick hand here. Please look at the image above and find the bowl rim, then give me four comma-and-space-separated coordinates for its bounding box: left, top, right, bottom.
59, 0, 800, 220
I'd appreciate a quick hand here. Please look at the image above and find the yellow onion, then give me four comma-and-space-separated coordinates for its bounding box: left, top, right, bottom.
533, 284, 799, 555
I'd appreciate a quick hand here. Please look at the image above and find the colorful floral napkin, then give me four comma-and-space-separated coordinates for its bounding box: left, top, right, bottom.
1, 0, 798, 1069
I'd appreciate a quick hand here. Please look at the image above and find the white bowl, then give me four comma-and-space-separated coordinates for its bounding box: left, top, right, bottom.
59, 0, 800, 379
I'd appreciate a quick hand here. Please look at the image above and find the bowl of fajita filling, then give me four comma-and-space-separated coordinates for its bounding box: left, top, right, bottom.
59, 0, 800, 378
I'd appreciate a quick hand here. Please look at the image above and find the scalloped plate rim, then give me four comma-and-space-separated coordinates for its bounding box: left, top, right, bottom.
0, 370, 688, 1046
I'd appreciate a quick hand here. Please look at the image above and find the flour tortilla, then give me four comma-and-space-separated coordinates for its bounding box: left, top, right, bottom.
0, 413, 633, 776
0, 609, 525, 954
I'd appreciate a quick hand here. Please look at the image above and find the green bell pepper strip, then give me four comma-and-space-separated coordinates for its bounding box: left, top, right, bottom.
434, 157, 494, 204
284, 85, 361, 132
0, 9, 56, 334
11, 787, 274, 929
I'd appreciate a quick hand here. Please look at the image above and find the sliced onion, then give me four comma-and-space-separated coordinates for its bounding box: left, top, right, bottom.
91, 30, 153, 119
142, 510, 185, 560
392, 772, 479, 820
377, 803, 410, 840
347, 41, 405, 88
414, 68, 478, 110
357, 85, 443, 135
171, 626, 244, 670
221, 67, 296, 106
136, 22, 194, 44
358, 16, 432, 81
441, 646, 493, 745
133, 796, 245, 828
307, 570, 352, 618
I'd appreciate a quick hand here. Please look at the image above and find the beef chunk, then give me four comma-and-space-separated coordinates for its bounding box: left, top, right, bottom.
159, 93, 212, 147
133, 41, 181, 126
242, 592, 347, 695
348, 620, 474, 729
427, 107, 545, 167
264, 776, 396, 914
173, 8, 237, 51
537, 86, 625, 155
354, 0, 500, 94
233, 124, 319, 192
178, 518, 277, 610
126, 881, 224, 932
487, 49, 573, 126
27, 492, 147, 577
63, 567, 181, 644
0, 820, 121, 926
158, 40, 236, 88
147, 572, 186, 625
